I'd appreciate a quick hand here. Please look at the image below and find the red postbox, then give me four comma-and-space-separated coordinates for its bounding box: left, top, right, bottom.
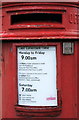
0, 1, 79, 119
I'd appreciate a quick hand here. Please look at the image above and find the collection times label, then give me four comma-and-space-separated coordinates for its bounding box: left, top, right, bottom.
17, 46, 57, 106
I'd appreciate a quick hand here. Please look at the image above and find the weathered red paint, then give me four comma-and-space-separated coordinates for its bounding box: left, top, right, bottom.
1, 2, 79, 40
1, 2, 79, 119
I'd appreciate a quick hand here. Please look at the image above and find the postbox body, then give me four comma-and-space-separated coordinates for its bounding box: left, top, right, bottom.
1, 2, 79, 118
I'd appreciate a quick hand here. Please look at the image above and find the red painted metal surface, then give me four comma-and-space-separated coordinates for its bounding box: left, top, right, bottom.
2, 41, 78, 118
1, 2, 79, 40
77, 42, 79, 118
1, 2, 79, 119
0, 43, 2, 119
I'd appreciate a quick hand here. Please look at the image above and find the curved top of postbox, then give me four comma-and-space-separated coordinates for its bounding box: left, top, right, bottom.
1, 1, 79, 40
1, 0, 79, 2
1, 1, 79, 7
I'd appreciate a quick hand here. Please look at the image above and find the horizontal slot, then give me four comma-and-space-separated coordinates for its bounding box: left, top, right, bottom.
11, 13, 62, 25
